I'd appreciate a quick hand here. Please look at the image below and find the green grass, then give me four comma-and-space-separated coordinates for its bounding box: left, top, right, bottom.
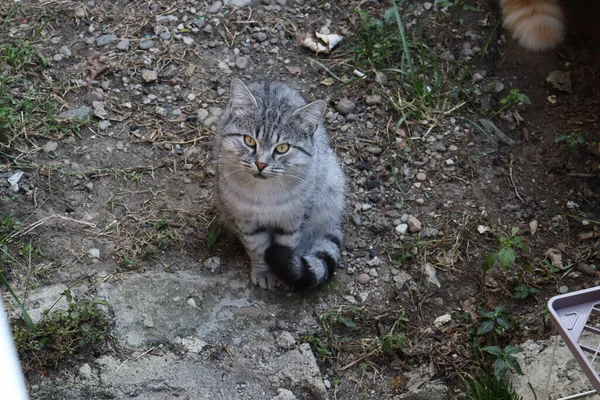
0, 9, 87, 152
458, 371, 522, 400
13, 289, 110, 374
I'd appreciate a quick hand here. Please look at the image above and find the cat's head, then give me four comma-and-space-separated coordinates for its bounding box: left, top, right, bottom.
217, 78, 325, 181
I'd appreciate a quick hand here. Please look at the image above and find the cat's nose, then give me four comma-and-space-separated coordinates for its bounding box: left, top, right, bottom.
255, 162, 268, 171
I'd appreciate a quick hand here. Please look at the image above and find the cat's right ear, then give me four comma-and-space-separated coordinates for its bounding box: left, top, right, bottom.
229, 78, 257, 113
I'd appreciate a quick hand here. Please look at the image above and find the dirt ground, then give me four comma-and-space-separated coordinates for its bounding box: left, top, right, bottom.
1, 0, 599, 399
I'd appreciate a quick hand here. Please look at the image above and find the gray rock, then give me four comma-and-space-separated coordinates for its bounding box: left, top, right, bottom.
191, 19, 205, 29
421, 227, 439, 238
98, 120, 111, 131
253, 32, 268, 42
235, 56, 249, 70
142, 69, 158, 83
208, 1, 223, 13
58, 105, 92, 120
159, 32, 171, 40
229, 0, 252, 5
43, 141, 58, 153
197, 109, 209, 121
395, 224, 408, 235
272, 388, 298, 400
576, 263, 596, 276
59, 46, 72, 57
365, 94, 382, 105
96, 33, 118, 47
276, 0, 287, 5
203, 24, 213, 34
336, 98, 355, 115
116, 39, 130, 51
182, 36, 195, 45
25, 284, 70, 323
358, 273, 370, 285
85, 91, 104, 103
53, 54, 63, 62
365, 146, 382, 156
203, 257, 220, 272
138, 39, 154, 50
78, 363, 93, 379
74, 6, 86, 18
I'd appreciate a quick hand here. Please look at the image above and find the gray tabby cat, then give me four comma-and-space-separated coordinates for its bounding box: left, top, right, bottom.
214, 78, 345, 289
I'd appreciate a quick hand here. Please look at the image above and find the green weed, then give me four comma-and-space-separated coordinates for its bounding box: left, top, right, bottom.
458, 370, 522, 400
513, 284, 540, 299
477, 305, 512, 342
13, 289, 110, 374
555, 131, 586, 148
498, 89, 531, 108
481, 345, 523, 378
482, 227, 529, 273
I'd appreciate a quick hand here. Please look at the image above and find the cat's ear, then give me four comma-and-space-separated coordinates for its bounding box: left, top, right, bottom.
229, 78, 257, 112
293, 100, 326, 134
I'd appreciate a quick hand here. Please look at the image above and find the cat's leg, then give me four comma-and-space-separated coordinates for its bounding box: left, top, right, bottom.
239, 228, 277, 289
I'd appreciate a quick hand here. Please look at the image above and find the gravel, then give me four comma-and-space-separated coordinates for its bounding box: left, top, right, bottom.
96, 33, 118, 47
208, 1, 223, 13
116, 39, 130, 51
336, 98, 355, 115
43, 141, 58, 153
365, 94, 382, 105
138, 39, 155, 50
235, 56, 249, 70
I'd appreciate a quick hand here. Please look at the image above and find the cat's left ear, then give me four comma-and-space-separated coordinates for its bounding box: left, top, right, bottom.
229, 78, 257, 113
292, 100, 326, 134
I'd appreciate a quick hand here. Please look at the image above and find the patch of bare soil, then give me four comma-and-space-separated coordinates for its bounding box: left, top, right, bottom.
0, 0, 599, 399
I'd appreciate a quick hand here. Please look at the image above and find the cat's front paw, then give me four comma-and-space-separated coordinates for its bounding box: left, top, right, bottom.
250, 266, 277, 290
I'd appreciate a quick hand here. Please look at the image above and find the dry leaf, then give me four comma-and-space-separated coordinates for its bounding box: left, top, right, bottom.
529, 220, 538, 235
88, 58, 108, 79
546, 70, 572, 93
299, 31, 343, 54
544, 248, 563, 270
285, 66, 301, 75
92, 101, 108, 119
320, 77, 335, 86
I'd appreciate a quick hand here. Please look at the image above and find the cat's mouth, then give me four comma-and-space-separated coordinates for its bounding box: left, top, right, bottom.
253, 172, 268, 180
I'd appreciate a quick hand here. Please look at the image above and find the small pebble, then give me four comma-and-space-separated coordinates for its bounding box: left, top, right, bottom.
408, 216, 422, 233
358, 273, 371, 285
365, 94, 382, 105
138, 39, 154, 50
116, 39, 130, 51
336, 98, 355, 115
208, 1, 223, 13
44, 141, 58, 153
416, 172, 427, 181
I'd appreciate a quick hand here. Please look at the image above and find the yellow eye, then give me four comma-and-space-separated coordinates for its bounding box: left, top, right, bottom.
244, 135, 256, 147
274, 143, 290, 154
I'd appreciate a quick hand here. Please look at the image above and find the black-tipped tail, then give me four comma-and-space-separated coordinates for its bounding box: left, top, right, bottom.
264, 243, 336, 289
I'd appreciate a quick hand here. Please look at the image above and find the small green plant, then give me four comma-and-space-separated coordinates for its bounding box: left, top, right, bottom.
481, 345, 523, 378
499, 89, 531, 107
13, 289, 110, 373
379, 309, 407, 355
321, 307, 359, 329
458, 370, 522, 400
477, 305, 512, 340
513, 284, 540, 299
482, 227, 528, 272
555, 131, 586, 148
0, 213, 17, 242
302, 327, 333, 358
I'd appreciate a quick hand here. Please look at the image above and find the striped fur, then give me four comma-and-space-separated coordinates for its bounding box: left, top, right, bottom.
213, 79, 345, 290
500, 0, 565, 51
